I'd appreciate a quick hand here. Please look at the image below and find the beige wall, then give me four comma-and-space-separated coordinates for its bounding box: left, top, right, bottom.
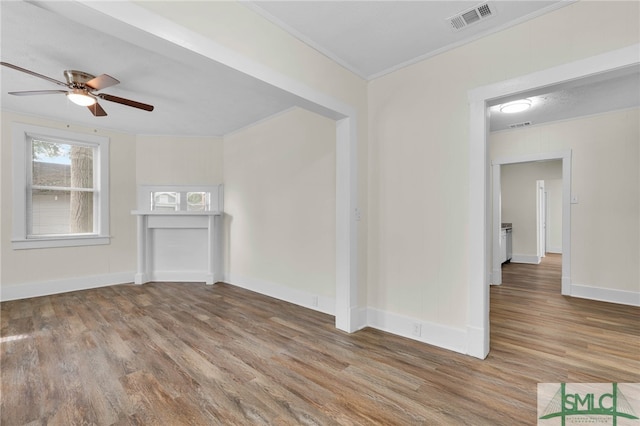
368, 0, 639, 327
501, 160, 562, 258
0, 111, 137, 285
136, 134, 223, 186
491, 108, 639, 292
223, 108, 336, 298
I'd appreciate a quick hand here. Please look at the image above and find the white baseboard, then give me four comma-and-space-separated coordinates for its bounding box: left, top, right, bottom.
571, 283, 640, 307
0, 272, 135, 302
6, 271, 635, 360
561, 276, 571, 295
224, 276, 468, 355
491, 268, 502, 285
466, 325, 489, 359
223, 274, 335, 316
353, 306, 368, 331
511, 254, 541, 264
151, 271, 212, 284
546, 246, 562, 254
366, 307, 468, 355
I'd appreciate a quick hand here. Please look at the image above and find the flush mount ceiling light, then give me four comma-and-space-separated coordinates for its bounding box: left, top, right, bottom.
66, 88, 97, 106
499, 99, 532, 113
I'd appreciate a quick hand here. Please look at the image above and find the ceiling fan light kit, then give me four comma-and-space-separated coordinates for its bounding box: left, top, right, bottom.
1, 61, 154, 117
66, 88, 97, 106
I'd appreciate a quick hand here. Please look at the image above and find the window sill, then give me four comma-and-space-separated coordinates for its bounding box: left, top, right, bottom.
12, 236, 111, 250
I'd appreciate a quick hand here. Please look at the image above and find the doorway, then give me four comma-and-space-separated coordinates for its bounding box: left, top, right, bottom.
490, 154, 570, 288
466, 44, 639, 359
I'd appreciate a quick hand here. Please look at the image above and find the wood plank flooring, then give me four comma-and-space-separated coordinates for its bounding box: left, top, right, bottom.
2, 254, 639, 425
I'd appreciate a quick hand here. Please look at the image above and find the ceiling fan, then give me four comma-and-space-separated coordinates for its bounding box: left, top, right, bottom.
1, 62, 154, 117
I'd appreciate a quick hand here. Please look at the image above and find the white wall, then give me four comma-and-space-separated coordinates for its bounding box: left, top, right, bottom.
501, 160, 562, 259
136, 134, 223, 185
223, 108, 336, 313
0, 111, 137, 293
491, 108, 639, 294
367, 0, 639, 336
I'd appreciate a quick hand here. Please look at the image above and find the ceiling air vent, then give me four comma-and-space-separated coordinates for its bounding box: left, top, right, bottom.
508, 121, 532, 129
447, 3, 495, 32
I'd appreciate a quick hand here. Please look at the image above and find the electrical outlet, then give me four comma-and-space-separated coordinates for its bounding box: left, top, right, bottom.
312, 295, 319, 307
412, 323, 422, 337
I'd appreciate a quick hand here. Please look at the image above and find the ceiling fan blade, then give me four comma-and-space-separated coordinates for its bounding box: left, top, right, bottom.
97, 93, 154, 112
9, 90, 67, 96
87, 102, 107, 117
1, 62, 68, 88
86, 74, 119, 91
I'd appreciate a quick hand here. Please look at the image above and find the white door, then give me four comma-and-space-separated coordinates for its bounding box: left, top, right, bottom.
536, 180, 546, 259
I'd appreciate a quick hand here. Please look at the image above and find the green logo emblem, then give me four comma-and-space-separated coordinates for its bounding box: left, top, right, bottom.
539, 383, 639, 425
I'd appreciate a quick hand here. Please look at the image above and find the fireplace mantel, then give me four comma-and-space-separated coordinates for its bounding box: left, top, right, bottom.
132, 185, 223, 285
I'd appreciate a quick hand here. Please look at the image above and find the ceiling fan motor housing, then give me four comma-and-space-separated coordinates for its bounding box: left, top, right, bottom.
64, 70, 95, 88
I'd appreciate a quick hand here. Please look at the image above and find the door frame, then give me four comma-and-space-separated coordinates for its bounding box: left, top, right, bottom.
490, 153, 571, 289
467, 44, 639, 359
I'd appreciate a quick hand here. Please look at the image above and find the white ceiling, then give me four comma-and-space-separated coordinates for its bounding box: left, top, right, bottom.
1, 1, 638, 137
245, 1, 568, 80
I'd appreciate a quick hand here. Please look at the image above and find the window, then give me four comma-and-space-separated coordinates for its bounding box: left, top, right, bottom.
152, 192, 180, 211
12, 123, 109, 249
186, 192, 210, 212
149, 191, 210, 212
138, 185, 220, 213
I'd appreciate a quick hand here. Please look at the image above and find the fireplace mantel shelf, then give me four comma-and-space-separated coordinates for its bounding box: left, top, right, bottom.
131, 210, 222, 216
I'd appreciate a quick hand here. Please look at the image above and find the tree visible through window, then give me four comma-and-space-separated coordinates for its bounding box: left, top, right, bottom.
30, 139, 96, 236
187, 192, 209, 211
12, 123, 109, 249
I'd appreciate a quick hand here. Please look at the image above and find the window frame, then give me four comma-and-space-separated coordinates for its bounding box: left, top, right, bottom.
12, 123, 110, 249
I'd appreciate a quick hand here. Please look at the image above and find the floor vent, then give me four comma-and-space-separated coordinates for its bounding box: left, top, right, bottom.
447, 3, 495, 31
509, 121, 532, 129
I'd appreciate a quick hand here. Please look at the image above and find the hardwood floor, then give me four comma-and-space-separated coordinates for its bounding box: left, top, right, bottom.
2, 255, 639, 425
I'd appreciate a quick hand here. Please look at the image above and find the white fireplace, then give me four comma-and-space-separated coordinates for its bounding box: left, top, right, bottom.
131, 184, 223, 285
